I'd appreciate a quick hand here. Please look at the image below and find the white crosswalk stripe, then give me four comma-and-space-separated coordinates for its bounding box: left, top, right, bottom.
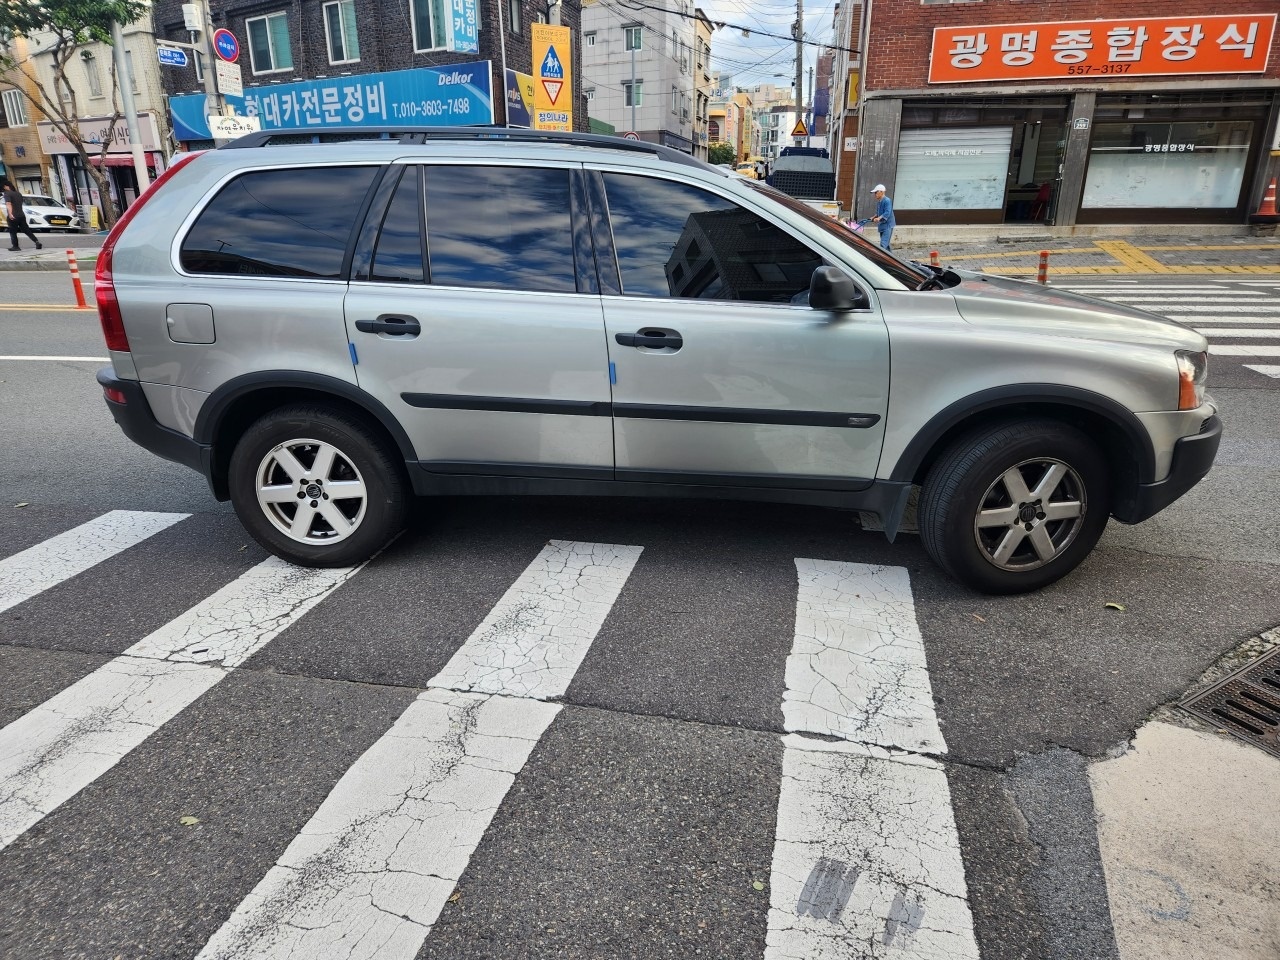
1061, 283, 1280, 380
197, 540, 643, 960
0, 510, 186, 613
766, 561, 978, 959
0, 556, 362, 850
0, 517, 975, 959
1244, 365, 1280, 378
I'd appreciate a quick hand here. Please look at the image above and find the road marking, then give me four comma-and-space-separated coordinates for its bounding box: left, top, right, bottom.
429, 540, 644, 700
1136, 315, 1280, 324
0, 557, 360, 850
0, 510, 187, 614
1194, 328, 1280, 338
0, 355, 110, 361
1210, 345, 1280, 356
0, 305, 89, 313
766, 560, 978, 960
1104, 303, 1280, 312
1244, 365, 1280, 378
197, 539, 642, 960
784, 559, 945, 753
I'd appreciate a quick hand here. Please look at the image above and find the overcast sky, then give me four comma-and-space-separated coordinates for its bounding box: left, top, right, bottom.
700, 0, 839, 92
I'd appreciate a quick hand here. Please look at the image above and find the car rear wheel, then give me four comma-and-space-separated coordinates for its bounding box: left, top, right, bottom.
229, 404, 410, 567
918, 420, 1111, 594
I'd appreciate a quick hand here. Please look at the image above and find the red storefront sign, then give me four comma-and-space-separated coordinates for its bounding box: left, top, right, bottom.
929, 14, 1276, 84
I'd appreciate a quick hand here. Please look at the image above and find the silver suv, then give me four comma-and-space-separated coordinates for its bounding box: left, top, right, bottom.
95, 129, 1220, 593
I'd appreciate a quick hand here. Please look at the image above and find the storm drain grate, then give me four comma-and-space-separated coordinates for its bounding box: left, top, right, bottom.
1181, 648, 1280, 759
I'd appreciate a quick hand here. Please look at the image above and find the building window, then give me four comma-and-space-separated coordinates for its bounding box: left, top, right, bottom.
624, 25, 642, 50
84, 57, 103, 97
623, 80, 643, 107
671, 85, 678, 114
586, 87, 595, 101
323, 0, 360, 64
410, 0, 447, 51
2, 88, 27, 126
585, 31, 596, 46
508, 0, 521, 34
247, 12, 294, 73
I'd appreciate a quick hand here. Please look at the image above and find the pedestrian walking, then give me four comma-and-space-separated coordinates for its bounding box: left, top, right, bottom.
2, 181, 43, 251
870, 183, 895, 251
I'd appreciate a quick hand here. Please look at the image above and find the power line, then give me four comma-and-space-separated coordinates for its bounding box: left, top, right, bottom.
613, 0, 860, 54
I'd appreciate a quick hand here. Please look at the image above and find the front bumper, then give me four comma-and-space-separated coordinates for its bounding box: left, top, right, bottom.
97, 367, 210, 476
1120, 414, 1222, 523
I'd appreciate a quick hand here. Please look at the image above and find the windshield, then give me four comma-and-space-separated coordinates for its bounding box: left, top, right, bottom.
744, 180, 928, 287
25, 196, 58, 206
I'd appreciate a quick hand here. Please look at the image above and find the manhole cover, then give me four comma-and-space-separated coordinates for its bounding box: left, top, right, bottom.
1182, 648, 1280, 759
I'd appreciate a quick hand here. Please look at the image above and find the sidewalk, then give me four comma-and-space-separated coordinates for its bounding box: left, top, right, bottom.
896, 233, 1280, 277
0, 234, 105, 272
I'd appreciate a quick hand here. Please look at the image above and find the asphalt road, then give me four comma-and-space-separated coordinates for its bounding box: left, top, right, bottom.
0, 272, 1277, 960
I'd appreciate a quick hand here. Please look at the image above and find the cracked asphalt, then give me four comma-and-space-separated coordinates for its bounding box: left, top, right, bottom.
0, 270, 1278, 959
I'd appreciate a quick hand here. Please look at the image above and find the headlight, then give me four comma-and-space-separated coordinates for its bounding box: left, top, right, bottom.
28, 214, 44, 223
1176, 350, 1208, 410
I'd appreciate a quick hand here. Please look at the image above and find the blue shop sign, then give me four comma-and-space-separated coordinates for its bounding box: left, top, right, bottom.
169, 62, 493, 141
446, 0, 479, 53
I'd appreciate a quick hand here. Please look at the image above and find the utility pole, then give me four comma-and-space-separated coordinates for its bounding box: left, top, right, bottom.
793, 0, 803, 145
109, 20, 151, 194
630, 44, 637, 134
807, 65, 814, 145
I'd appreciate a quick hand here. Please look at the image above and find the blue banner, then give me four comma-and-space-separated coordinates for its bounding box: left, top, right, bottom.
447, 0, 479, 53
169, 62, 494, 140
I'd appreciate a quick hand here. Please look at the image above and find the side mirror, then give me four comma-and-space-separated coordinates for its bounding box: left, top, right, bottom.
809, 265, 866, 312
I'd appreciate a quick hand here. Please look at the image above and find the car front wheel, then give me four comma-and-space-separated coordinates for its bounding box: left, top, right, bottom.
228, 404, 410, 567
918, 420, 1111, 594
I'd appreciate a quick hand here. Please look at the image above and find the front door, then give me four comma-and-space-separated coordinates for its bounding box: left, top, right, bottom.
344, 162, 613, 476
592, 170, 890, 486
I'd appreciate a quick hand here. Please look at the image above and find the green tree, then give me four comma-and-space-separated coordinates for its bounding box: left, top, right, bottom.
0, 0, 149, 226
708, 142, 736, 166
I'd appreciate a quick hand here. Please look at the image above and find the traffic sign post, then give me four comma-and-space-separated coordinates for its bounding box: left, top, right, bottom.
531, 24, 572, 132
622, 131, 640, 141
214, 59, 243, 97
213, 28, 240, 63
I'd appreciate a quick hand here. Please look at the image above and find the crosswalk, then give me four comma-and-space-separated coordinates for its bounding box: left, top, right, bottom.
0, 510, 975, 959
1059, 280, 1280, 380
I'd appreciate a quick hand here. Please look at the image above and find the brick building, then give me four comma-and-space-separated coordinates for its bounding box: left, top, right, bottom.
838, 1, 1280, 228
152, 0, 588, 142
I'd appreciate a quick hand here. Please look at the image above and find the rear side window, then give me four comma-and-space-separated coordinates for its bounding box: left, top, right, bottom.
371, 167, 424, 284
180, 166, 378, 278
423, 166, 577, 293
602, 172, 824, 302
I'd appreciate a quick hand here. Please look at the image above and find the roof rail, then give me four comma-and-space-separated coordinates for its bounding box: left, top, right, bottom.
220, 126, 707, 168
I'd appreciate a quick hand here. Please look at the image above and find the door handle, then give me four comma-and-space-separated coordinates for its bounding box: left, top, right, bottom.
615, 330, 683, 350
355, 314, 421, 336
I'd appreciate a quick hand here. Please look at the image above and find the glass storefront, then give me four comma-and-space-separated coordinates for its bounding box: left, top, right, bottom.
1083, 120, 1253, 210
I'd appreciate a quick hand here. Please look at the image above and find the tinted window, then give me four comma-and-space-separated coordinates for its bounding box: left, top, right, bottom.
424, 166, 577, 293
372, 167, 424, 283
181, 166, 377, 278
603, 172, 824, 302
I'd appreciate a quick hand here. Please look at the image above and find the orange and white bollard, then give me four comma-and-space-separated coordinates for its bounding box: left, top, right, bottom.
1255, 177, 1278, 218
930, 250, 940, 268
1037, 250, 1050, 285
66, 249, 89, 309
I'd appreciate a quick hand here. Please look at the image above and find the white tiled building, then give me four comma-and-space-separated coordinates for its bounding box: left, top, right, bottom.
581, 0, 711, 156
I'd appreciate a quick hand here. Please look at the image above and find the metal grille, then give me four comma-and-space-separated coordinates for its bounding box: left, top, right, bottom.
1182, 648, 1280, 759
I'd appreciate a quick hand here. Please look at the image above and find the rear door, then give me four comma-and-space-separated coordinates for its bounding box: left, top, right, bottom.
343, 160, 613, 477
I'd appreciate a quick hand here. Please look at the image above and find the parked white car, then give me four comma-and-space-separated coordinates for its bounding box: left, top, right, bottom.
7, 195, 82, 232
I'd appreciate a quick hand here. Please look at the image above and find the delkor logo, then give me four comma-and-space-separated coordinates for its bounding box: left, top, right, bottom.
438, 70, 475, 85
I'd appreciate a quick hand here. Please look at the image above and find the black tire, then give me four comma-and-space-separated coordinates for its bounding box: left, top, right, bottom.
918, 419, 1111, 594
228, 404, 410, 568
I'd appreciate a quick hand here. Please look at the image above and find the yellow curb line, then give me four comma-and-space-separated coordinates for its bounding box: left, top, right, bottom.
0, 304, 89, 311
1138, 244, 1280, 251
989, 265, 1280, 275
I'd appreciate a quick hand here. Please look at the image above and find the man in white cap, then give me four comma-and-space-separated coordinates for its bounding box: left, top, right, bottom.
870, 183, 895, 251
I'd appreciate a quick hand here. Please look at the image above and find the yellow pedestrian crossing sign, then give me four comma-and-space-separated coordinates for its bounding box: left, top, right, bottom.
791, 119, 808, 137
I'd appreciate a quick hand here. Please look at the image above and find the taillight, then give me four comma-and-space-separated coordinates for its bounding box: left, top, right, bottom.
103, 385, 128, 404
95, 151, 205, 353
